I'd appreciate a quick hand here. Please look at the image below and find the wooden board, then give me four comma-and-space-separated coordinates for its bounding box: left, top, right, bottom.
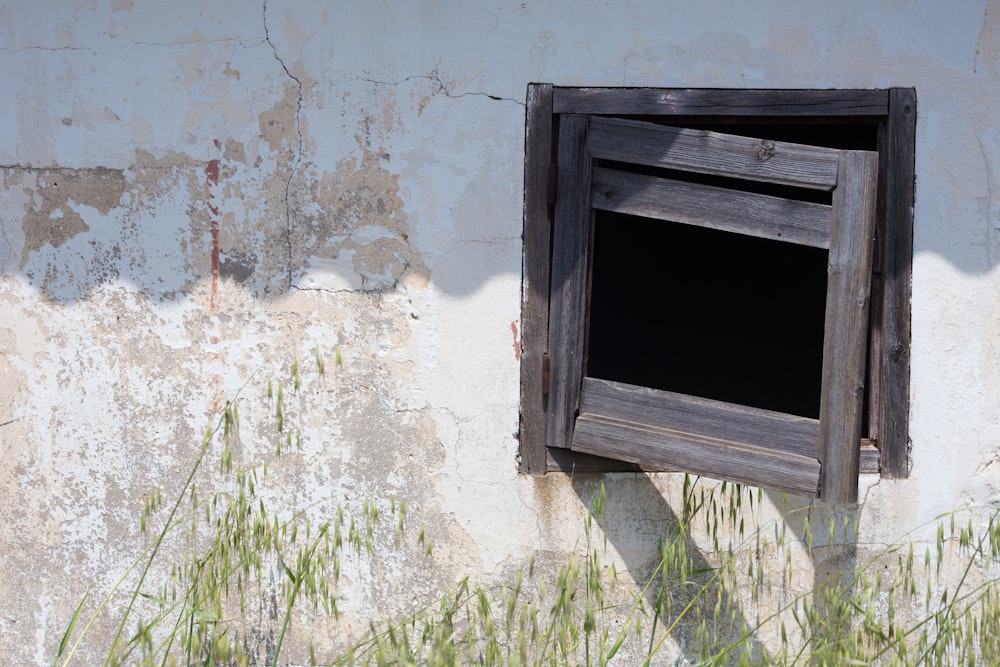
817, 150, 879, 502
876, 88, 916, 479
572, 413, 821, 497
579, 377, 819, 459
518, 83, 553, 473
860, 442, 880, 475
588, 117, 841, 191
546, 446, 645, 473
546, 115, 592, 450
554, 88, 889, 117
591, 167, 833, 248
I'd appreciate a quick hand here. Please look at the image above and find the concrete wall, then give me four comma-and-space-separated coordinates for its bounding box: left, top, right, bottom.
2, 0, 999, 664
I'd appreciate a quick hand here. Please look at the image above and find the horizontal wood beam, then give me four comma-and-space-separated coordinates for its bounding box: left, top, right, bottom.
588, 117, 841, 191
554, 88, 889, 117
592, 167, 832, 248
580, 377, 819, 459
546, 441, 882, 475
572, 412, 821, 497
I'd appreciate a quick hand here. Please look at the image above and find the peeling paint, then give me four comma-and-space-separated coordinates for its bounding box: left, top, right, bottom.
3, 1, 1000, 664
258, 82, 302, 155
297, 149, 429, 290
18, 168, 124, 262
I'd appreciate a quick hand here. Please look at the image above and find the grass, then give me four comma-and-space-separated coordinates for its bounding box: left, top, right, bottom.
344, 484, 1000, 666
55, 347, 418, 667
54, 349, 1000, 665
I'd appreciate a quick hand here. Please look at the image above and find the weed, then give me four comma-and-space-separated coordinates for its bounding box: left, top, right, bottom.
55, 349, 417, 667
55, 349, 1000, 665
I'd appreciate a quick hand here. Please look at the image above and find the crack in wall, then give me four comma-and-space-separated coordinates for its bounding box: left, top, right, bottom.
290, 284, 394, 297
0, 46, 97, 55
104, 34, 261, 49
974, 1, 995, 74
976, 131, 999, 266
455, 236, 521, 246
356, 74, 524, 107
263, 0, 304, 290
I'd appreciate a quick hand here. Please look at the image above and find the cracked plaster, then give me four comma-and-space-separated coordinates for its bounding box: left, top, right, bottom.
2, 0, 1000, 664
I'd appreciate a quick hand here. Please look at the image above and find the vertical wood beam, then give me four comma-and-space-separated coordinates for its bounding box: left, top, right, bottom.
819, 151, 879, 502
877, 88, 916, 478
546, 115, 592, 452
518, 83, 553, 474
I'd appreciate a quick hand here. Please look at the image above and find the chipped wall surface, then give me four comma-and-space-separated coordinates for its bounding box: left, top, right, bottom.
2, 0, 1000, 664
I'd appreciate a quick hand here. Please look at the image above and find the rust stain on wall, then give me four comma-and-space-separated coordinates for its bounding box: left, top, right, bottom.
511, 320, 521, 360
205, 158, 221, 311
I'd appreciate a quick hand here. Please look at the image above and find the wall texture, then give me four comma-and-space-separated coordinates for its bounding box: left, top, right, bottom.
1, 0, 999, 664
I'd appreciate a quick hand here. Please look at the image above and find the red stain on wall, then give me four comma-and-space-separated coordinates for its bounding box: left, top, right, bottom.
205, 154, 222, 410
511, 320, 521, 361
204, 159, 221, 313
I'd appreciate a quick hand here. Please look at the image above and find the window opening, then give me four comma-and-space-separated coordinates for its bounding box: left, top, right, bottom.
518, 86, 916, 497
585, 120, 874, 421
587, 211, 829, 419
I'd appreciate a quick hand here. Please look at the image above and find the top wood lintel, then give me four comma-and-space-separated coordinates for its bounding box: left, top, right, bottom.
552, 88, 890, 117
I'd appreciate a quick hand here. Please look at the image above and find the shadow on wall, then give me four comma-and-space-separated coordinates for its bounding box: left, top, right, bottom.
571, 474, 859, 662
3, 83, 999, 311
0, 77, 524, 305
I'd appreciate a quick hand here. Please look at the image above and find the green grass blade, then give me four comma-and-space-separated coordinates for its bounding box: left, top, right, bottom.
55, 588, 90, 664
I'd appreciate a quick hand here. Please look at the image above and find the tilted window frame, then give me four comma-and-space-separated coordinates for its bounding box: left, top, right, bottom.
518, 86, 916, 503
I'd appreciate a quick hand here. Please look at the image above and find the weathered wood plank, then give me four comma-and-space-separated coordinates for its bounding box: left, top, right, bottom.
588, 117, 841, 191
580, 377, 819, 459
818, 150, 879, 503
859, 442, 880, 475
592, 167, 832, 248
546, 115, 591, 450
546, 446, 645, 473
877, 88, 915, 479
518, 83, 553, 474
554, 88, 889, 117
573, 413, 821, 497
549, 440, 880, 476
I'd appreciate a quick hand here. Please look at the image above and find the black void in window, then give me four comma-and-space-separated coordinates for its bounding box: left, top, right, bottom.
586, 210, 830, 420
585, 121, 878, 421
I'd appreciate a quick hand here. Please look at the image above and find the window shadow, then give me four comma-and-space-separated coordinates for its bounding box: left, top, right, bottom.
563, 474, 861, 663
568, 473, 771, 662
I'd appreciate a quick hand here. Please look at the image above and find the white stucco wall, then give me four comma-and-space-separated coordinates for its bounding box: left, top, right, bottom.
2, 1, 999, 664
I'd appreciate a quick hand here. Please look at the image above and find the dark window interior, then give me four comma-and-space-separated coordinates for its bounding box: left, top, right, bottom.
587, 212, 829, 418
584, 121, 878, 420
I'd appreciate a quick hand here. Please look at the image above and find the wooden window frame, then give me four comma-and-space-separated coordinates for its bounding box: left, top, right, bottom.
518, 86, 916, 503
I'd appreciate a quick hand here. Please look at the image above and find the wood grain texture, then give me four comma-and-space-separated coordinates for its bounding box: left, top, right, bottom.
549, 425, 880, 475
554, 88, 889, 118
877, 88, 916, 478
546, 115, 591, 450
591, 167, 832, 248
860, 442, 880, 475
588, 118, 840, 191
546, 446, 645, 473
518, 83, 553, 474
573, 413, 821, 497
520, 88, 903, 487
580, 377, 819, 459
818, 150, 879, 503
